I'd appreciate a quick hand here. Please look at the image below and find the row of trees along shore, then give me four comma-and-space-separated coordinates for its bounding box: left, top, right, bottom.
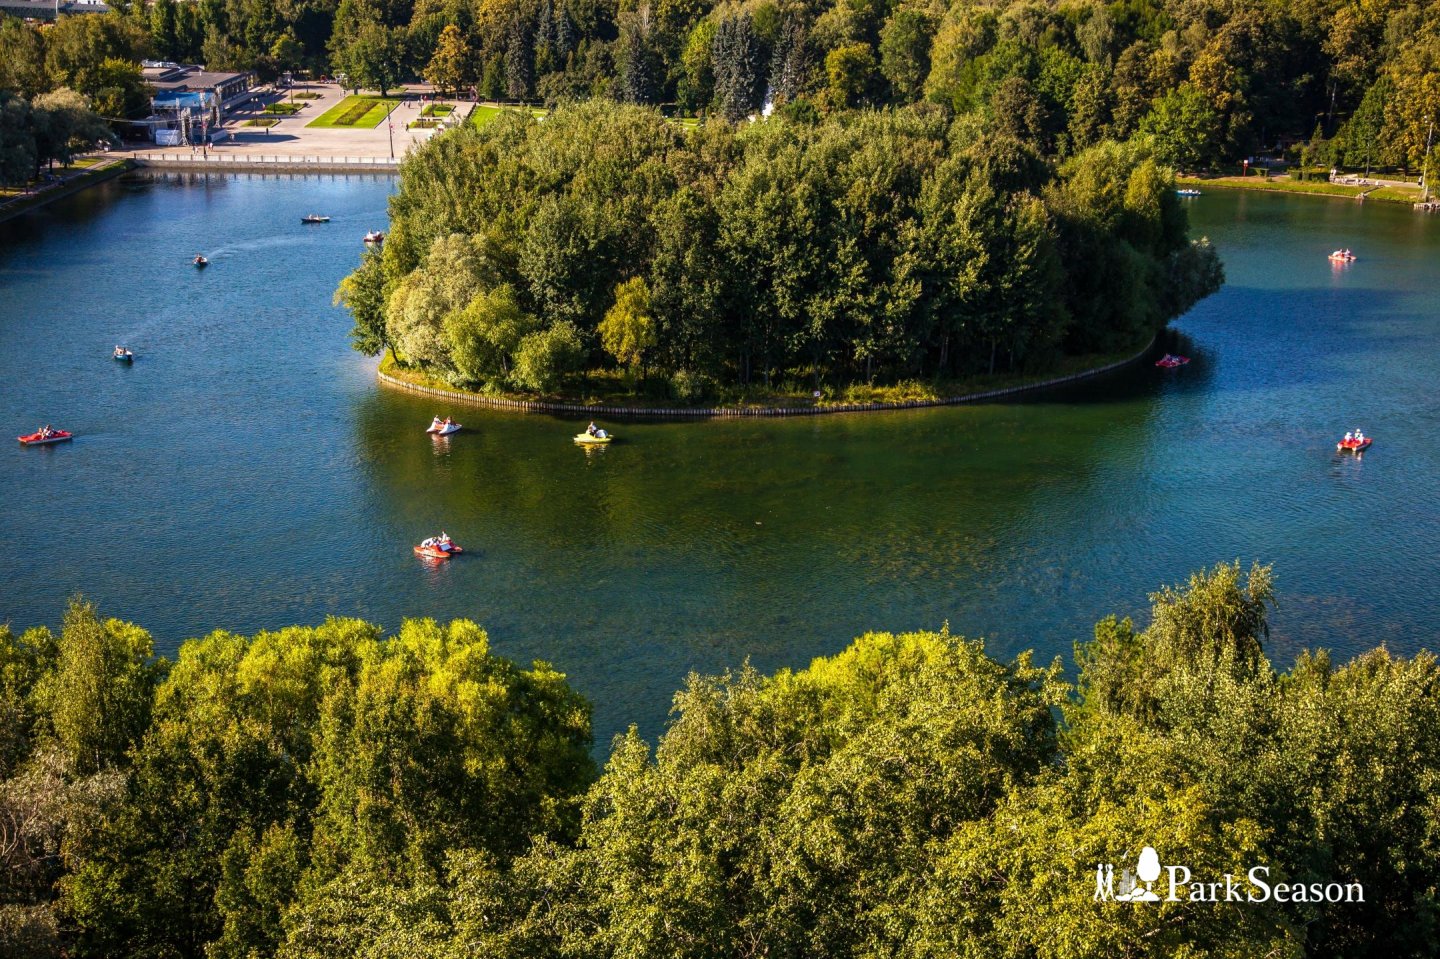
9, 0, 1440, 171
340, 102, 1224, 401
5, 563, 1440, 957
0, 17, 146, 184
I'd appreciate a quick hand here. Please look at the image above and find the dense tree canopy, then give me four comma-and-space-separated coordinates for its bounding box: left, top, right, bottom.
0, 603, 593, 959
3, 0, 1439, 173
1, 0, 1436, 192
5, 567, 1440, 957
346, 100, 1221, 399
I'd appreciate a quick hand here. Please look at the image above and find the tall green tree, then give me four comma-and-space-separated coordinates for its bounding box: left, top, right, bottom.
0, 92, 39, 186
1139, 83, 1222, 171
424, 23, 474, 96
598, 276, 657, 379
336, 21, 408, 96
878, 9, 930, 102
31, 598, 159, 775
0, 19, 49, 99
824, 41, 876, 108
712, 13, 764, 121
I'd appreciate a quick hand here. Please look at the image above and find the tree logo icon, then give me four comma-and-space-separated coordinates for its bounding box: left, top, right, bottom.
1094, 846, 1163, 902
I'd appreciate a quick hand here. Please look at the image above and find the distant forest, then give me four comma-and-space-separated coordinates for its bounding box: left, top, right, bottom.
6, 0, 1440, 171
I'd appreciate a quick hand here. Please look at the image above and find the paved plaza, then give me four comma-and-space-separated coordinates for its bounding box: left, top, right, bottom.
126, 81, 472, 161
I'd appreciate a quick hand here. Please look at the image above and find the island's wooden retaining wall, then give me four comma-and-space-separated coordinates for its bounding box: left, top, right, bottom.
377, 335, 1158, 419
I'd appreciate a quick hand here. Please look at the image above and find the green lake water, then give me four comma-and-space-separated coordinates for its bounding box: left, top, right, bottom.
2, 174, 1437, 740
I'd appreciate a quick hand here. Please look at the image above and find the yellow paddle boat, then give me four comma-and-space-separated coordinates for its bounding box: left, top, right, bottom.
574, 428, 613, 445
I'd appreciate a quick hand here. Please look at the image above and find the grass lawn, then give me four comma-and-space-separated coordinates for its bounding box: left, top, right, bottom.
244, 118, 281, 127
420, 103, 454, 117
264, 102, 304, 115
0, 158, 104, 195
293, 92, 322, 100
1182, 175, 1422, 205
0, 159, 131, 218
468, 103, 700, 130
308, 96, 401, 129
408, 118, 442, 129
1369, 186, 1424, 202
470, 104, 548, 128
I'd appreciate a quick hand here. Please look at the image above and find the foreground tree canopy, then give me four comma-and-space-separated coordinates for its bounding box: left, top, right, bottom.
340, 102, 1222, 398
4, 564, 1440, 957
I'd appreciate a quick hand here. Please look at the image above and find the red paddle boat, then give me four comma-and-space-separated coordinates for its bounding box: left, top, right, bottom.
19, 427, 72, 445
1337, 435, 1372, 453
414, 535, 463, 560
1155, 354, 1190, 368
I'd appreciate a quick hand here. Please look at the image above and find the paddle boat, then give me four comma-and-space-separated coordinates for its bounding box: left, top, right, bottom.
363, 231, 385, 245
1337, 431, 1372, 453
1155, 354, 1190, 368
113, 346, 134, 362
1328, 249, 1357, 263
301, 214, 331, 224
427, 416, 461, 436
1176, 188, 1203, 197
414, 533, 463, 560
193, 255, 209, 268
574, 425, 613, 445
19, 426, 72, 445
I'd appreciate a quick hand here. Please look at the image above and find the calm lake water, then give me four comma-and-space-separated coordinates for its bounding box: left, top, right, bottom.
2, 174, 1437, 741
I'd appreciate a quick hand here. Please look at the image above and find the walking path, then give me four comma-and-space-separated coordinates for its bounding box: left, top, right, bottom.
0, 157, 132, 224
124, 81, 473, 164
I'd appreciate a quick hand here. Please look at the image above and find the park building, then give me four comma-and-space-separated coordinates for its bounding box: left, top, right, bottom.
139, 62, 256, 145
0, 0, 110, 22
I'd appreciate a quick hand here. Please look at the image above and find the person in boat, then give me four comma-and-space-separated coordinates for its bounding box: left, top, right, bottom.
431, 415, 444, 430
438, 531, 452, 550
1344, 431, 1353, 442
586, 422, 598, 436
421, 536, 437, 548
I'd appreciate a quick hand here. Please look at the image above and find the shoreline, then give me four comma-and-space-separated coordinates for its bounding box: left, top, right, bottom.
376, 335, 1158, 418
129, 153, 400, 173
1179, 175, 1422, 205
0, 159, 134, 225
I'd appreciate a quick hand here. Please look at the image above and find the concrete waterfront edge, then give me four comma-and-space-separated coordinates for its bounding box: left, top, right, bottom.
130, 154, 401, 172
376, 334, 1159, 419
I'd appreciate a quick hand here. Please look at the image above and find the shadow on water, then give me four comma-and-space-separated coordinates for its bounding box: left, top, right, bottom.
350, 371, 1166, 738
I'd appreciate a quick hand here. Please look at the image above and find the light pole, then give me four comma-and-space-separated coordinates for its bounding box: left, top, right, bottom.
1423, 119, 1435, 203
